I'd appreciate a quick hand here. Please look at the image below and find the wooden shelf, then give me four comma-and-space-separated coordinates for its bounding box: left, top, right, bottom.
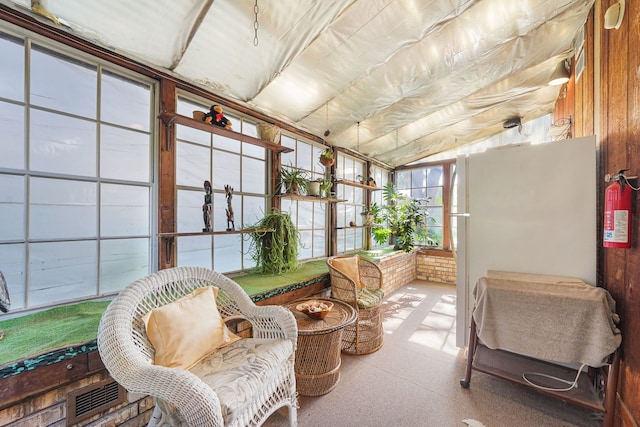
471, 344, 605, 412
335, 225, 371, 230
158, 111, 293, 153
159, 229, 272, 238
276, 194, 346, 203
335, 179, 381, 190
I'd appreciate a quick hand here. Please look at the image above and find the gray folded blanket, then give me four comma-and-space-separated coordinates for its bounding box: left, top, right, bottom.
472, 272, 621, 367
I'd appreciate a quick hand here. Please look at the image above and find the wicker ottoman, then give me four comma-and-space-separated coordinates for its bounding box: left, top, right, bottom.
285, 298, 356, 396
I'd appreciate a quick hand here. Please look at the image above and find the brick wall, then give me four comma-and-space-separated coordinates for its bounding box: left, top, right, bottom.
416, 250, 456, 284
0, 368, 154, 427
377, 251, 417, 295
376, 250, 456, 295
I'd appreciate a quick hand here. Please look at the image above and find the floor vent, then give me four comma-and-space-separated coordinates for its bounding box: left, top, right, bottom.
67, 378, 126, 425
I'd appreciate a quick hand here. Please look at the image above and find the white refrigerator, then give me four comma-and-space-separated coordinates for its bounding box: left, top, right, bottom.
454, 136, 597, 347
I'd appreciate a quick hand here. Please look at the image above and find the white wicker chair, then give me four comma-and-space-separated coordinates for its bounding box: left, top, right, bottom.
97, 267, 298, 427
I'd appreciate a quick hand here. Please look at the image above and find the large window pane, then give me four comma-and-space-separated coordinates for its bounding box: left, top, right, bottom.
177, 189, 205, 233
242, 156, 265, 194
0, 175, 25, 241
214, 234, 242, 272
30, 178, 97, 239
0, 243, 26, 310
101, 71, 151, 131
101, 184, 149, 237
0, 33, 24, 102
30, 45, 97, 118
213, 150, 240, 190
243, 195, 266, 228
100, 238, 150, 293
29, 241, 98, 306
177, 235, 213, 268
0, 101, 25, 169
101, 125, 151, 182
176, 141, 211, 187
30, 109, 97, 176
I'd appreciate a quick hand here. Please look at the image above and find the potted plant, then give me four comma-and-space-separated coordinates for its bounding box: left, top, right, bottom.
244, 209, 299, 274
319, 177, 334, 198
360, 208, 375, 226
319, 149, 334, 167
277, 166, 309, 195
307, 178, 322, 196
371, 182, 428, 252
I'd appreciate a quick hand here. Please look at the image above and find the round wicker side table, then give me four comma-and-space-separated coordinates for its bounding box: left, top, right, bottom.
285, 298, 357, 396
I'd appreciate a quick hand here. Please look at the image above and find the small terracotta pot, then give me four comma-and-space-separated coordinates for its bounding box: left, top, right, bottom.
320, 157, 334, 167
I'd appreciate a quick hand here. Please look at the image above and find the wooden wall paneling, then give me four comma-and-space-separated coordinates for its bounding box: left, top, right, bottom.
582, 8, 596, 138
620, 0, 640, 423
600, 0, 640, 424
158, 79, 177, 268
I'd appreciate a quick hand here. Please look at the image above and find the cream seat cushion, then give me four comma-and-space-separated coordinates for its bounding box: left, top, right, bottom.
156, 338, 294, 425
142, 286, 238, 369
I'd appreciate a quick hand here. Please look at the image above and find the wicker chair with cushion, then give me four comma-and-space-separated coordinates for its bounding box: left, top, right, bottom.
97, 266, 298, 427
327, 255, 384, 354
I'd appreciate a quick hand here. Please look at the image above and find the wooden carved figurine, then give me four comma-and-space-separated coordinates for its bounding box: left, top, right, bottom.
225, 185, 235, 231
202, 180, 213, 232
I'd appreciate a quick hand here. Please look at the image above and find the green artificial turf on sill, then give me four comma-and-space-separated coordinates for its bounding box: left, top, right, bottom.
0, 301, 110, 366
0, 261, 331, 367
231, 259, 329, 295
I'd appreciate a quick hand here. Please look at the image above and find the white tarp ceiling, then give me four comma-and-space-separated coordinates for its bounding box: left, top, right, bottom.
4, 0, 594, 167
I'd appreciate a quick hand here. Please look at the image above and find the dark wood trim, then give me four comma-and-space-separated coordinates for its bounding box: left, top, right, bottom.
158, 112, 293, 153
158, 79, 177, 268
335, 179, 381, 190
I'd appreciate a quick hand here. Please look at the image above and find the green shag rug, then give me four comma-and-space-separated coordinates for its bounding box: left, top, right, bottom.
0, 301, 110, 366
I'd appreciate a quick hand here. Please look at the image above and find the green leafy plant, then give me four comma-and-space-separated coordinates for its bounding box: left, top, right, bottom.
319, 149, 334, 167
245, 210, 299, 274
320, 149, 333, 160
277, 166, 309, 195
371, 182, 428, 252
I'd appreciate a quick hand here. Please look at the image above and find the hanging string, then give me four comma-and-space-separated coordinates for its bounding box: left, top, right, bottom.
357, 122, 360, 152
253, 0, 259, 46
324, 103, 330, 137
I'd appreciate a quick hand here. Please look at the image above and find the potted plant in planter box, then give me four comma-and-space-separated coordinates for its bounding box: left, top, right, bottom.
371, 182, 428, 252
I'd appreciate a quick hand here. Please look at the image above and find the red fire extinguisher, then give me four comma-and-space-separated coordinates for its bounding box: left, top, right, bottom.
603, 169, 634, 248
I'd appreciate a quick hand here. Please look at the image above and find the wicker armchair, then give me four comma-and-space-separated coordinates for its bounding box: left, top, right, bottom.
97, 267, 298, 427
327, 255, 384, 354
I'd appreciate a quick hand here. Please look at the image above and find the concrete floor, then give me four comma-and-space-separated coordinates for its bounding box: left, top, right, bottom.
264, 280, 603, 427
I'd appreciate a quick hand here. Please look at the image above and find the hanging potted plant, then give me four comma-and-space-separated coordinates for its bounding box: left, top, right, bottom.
371, 182, 429, 252
319, 149, 334, 167
244, 210, 299, 274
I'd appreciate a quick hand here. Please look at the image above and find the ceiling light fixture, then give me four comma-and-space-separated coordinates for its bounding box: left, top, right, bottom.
548, 60, 570, 86
604, 0, 625, 30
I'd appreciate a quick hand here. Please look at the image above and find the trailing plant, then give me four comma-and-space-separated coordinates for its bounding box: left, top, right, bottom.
371, 182, 429, 252
245, 209, 300, 274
